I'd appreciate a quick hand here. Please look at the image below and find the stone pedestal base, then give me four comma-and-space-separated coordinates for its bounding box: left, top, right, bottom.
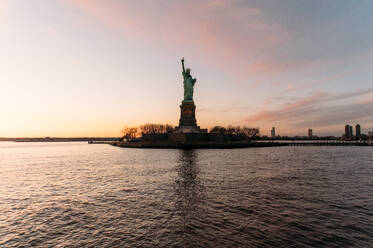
174, 101, 207, 133
179, 101, 197, 126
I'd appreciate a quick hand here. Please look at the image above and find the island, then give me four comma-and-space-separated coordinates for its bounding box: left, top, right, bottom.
112, 58, 287, 149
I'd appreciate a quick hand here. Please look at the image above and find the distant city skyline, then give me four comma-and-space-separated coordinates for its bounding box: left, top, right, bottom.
268, 123, 372, 139
1, 0, 373, 137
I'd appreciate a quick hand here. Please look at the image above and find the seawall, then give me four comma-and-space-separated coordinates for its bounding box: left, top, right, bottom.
111, 141, 287, 149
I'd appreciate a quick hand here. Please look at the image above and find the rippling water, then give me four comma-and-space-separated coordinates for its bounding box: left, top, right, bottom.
0, 142, 372, 247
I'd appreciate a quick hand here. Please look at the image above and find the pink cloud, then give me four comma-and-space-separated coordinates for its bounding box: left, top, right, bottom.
208, 0, 232, 8
359, 93, 373, 104
246, 92, 327, 123
67, 0, 287, 78
278, 56, 373, 94
207, 0, 262, 15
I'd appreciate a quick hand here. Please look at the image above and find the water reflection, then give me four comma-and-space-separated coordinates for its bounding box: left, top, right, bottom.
174, 150, 205, 226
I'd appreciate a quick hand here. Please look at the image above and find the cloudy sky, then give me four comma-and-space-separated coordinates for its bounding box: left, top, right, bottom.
1, 0, 373, 137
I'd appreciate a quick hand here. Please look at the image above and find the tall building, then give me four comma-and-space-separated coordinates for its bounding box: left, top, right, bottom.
345, 124, 351, 138
345, 124, 353, 138
349, 126, 353, 138
271, 127, 276, 138
356, 124, 361, 138
308, 129, 313, 138
368, 131, 373, 138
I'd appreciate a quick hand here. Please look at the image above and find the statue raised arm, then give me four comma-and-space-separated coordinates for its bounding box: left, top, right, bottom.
181, 57, 186, 74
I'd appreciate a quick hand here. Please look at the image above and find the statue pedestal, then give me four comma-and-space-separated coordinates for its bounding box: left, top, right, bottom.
174, 101, 206, 133
179, 101, 197, 127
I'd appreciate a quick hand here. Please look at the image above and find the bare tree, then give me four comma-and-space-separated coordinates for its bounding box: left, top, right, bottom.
226, 125, 236, 135
121, 126, 139, 141
165, 124, 174, 133
243, 127, 259, 138
209, 125, 259, 140
140, 123, 174, 134
210, 126, 227, 134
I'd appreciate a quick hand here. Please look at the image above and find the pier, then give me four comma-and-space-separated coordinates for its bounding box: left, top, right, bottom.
282, 141, 373, 146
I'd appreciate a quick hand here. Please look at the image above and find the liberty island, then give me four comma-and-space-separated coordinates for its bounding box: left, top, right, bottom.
113, 58, 274, 149
112, 58, 373, 149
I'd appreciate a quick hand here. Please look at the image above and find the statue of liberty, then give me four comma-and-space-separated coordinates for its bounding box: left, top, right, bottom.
181, 58, 196, 102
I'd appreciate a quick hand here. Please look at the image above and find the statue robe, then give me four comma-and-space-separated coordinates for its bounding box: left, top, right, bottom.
183, 72, 196, 102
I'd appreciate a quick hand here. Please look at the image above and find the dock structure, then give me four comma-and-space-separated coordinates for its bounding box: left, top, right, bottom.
283, 141, 373, 146
288, 142, 373, 146
88, 141, 115, 144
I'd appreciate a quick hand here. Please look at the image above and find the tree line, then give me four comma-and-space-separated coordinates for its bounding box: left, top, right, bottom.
121, 123, 174, 140
209, 125, 260, 139
121, 124, 259, 140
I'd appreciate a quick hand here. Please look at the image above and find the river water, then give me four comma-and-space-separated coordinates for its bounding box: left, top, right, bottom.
0, 142, 372, 247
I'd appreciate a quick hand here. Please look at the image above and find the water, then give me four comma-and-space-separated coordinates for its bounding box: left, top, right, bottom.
0, 142, 372, 247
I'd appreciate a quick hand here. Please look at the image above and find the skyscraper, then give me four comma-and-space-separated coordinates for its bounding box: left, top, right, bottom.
345, 124, 350, 138
271, 127, 276, 138
349, 126, 353, 138
308, 129, 313, 138
356, 124, 361, 138
345, 124, 354, 138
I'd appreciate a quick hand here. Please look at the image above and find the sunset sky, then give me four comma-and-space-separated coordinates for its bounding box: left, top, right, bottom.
1, 0, 373, 137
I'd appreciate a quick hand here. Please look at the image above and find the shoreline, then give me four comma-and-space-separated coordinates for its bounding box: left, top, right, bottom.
111, 140, 373, 149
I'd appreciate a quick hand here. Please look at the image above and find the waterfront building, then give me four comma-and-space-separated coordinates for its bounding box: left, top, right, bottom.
308, 129, 313, 138
356, 124, 361, 138
369, 131, 373, 138
345, 124, 351, 138
349, 126, 353, 138
271, 127, 276, 138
